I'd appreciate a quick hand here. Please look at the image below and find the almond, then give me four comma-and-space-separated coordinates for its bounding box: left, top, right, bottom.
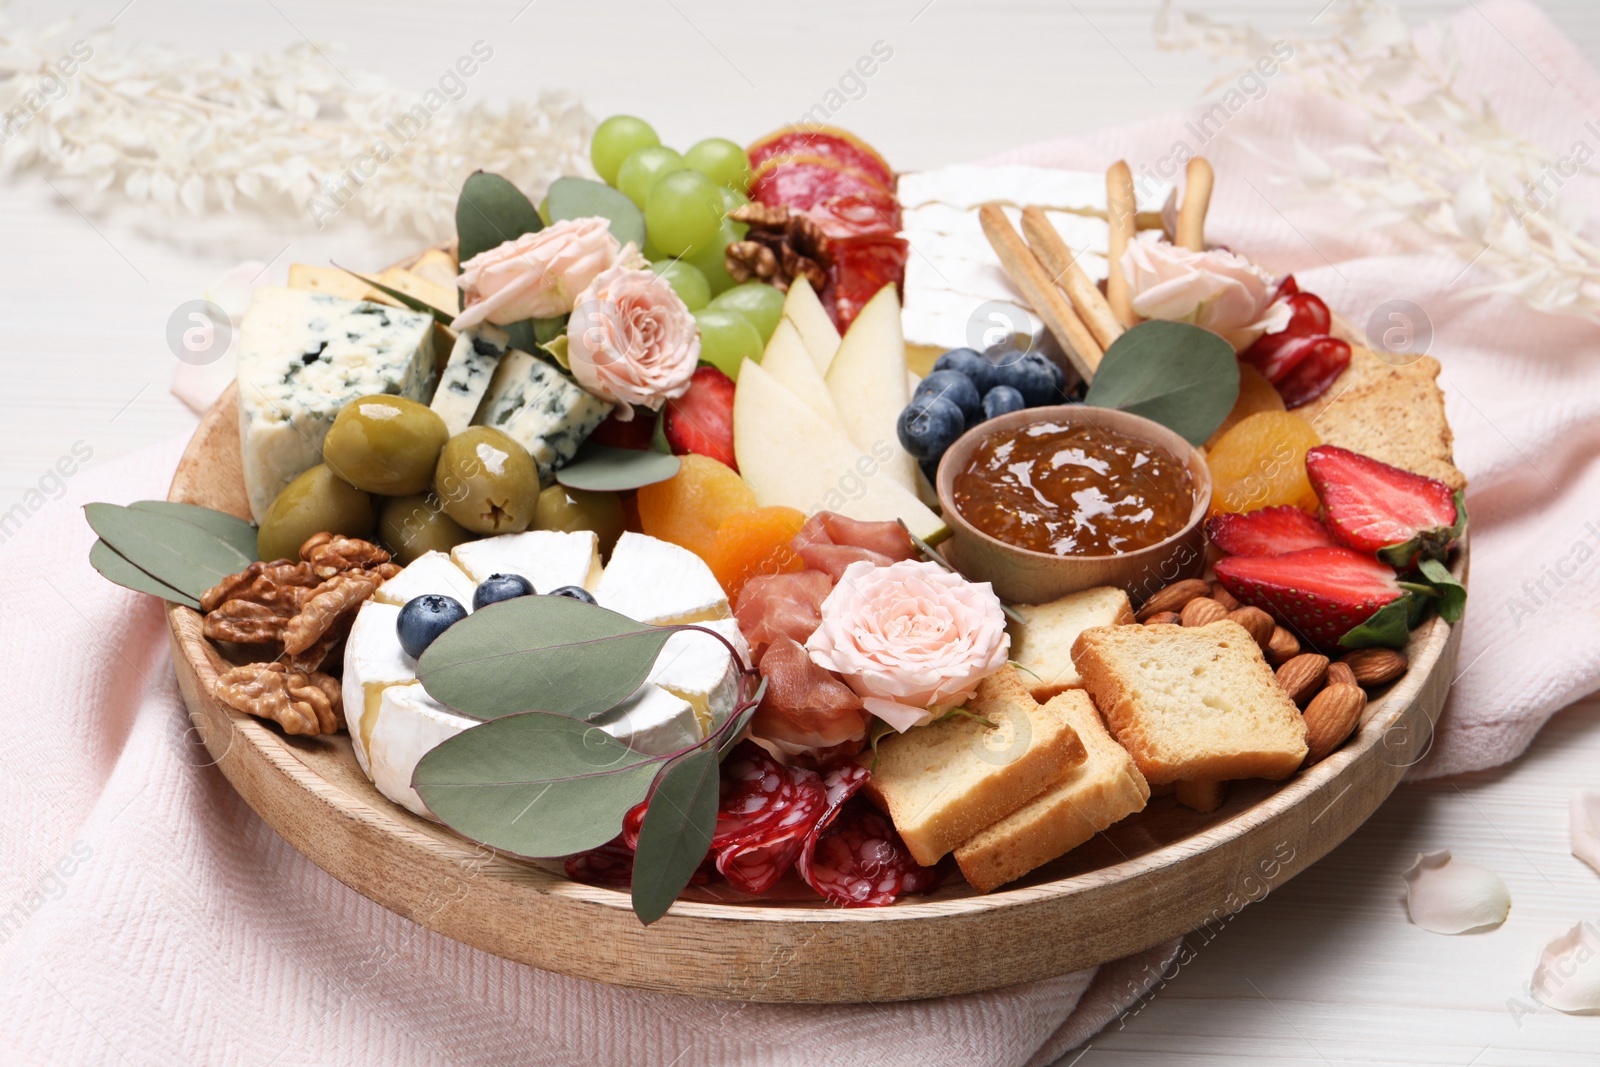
1340, 648, 1408, 687
1180, 596, 1228, 627
1228, 606, 1275, 650
1136, 578, 1211, 621
1326, 661, 1358, 689
1266, 625, 1301, 664
1209, 583, 1240, 612
1302, 683, 1367, 764
1276, 653, 1329, 706
1144, 610, 1181, 626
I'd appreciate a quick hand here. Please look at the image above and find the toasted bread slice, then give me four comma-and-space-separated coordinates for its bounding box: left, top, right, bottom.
1071, 620, 1308, 784
862, 666, 1087, 866
1174, 779, 1227, 813
1007, 586, 1134, 700
1292, 344, 1464, 490
954, 688, 1149, 892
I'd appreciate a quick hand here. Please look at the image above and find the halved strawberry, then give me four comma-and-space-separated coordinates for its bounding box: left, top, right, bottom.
1214, 546, 1413, 650
1305, 445, 1464, 567
665, 366, 738, 470
1206, 505, 1338, 558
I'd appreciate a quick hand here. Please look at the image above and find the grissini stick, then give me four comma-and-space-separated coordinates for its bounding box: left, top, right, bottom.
1105, 161, 1137, 327
1020, 206, 1124, 352
977, 203, 1102, 382
1177, 156, 1214, 252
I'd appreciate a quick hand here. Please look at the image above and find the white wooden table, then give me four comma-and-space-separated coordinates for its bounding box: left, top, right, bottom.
3, 2, 1597, 1063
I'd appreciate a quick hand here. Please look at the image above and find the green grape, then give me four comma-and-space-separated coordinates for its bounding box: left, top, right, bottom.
693, 308, 764, 380
683, 218, 748, 296
709, 282, 785, 343
538, 195, 550, 225
616, 145, 684, 209
718, 186, 749, 215
591, 115, 659, 187
684, 138, 752, 192
645, 170, 724, 258
649, 259, 712, 311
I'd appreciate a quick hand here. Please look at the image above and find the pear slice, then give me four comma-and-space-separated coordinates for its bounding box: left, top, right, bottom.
824, 285, 917, 491
733, 359, 947, 543
780, 275, 841, 375
761, 319, 842, 426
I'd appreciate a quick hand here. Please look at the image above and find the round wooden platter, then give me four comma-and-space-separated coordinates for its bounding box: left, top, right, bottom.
167, 384, 1466, 1004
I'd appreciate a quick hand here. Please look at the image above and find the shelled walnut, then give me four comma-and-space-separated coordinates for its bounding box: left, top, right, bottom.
726, 203, 831, 292
213, 662, 343, 736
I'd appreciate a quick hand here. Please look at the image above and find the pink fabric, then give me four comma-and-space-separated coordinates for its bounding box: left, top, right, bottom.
6, 2, 1596, 1063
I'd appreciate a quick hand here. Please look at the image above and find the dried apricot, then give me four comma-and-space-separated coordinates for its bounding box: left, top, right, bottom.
1206, 363, 1285, 450
636, 453, 758, 559
706, 506, 808, 598
1207, 411, 1320, 516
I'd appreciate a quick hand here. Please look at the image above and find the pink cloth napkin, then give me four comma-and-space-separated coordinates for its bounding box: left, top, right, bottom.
4, 1, 1598, 1064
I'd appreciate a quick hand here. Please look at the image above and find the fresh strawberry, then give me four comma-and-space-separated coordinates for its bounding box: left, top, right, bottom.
1206, 505, 1338, 558
665, 366, 738, 470
1305, 445, 1464, 566
1214, 546, 1414, 650
588, 409, 656, 451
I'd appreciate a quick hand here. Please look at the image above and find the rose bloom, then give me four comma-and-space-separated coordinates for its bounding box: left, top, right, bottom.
806, 560, 1011, 732
1122, 238, 1291, 351
450, 217, 621, 329
566, 266, 699, 418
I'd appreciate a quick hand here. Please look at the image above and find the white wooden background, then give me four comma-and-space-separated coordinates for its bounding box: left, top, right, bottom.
3, 2, 1598, 1064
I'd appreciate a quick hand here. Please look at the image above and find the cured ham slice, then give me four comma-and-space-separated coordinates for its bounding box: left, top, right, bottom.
750, 637, 869, 751
733, 570, 833, 662
791, 512, 918, 581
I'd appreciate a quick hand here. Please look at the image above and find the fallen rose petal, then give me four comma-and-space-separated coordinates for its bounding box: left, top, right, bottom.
1401, 850, 1511, 934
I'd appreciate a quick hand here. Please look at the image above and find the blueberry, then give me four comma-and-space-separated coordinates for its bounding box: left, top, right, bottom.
986, 348, 1061, 407
397, 594, 468, 659
914, 370, 982, 423
896, 393, 966, 462
473, 572, 535, 610
931, 347, 995, 392
548, 585, 598, 605
982, 385, 1027, 420
918, 457, 942, 489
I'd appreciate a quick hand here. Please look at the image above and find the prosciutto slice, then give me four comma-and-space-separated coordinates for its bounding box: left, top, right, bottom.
750, 637, 868, 751
792, 512, 918, 581
733, 570, 833, 663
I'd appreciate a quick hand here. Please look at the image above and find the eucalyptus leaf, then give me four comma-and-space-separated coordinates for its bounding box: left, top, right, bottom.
557, 445, 681, 492
545, 176, 647, 251
631, 749, 720, 925
456, 170, 543, 264
716, 703, 759, 758
412, 711, 658, 857
1416, 557, 1467, 624
127, 501, 258, 560
1083, 320, 1240, 446
85, 502, 254, 600
89, 539, 202, 609
649, 409, 671, 455
333, 265, 453, 326
418, 595, 679, 720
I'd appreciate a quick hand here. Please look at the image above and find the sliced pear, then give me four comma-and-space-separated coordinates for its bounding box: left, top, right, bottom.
824, 285, 917, 491
733, 359, 947, 542
780, 275, 841, 374
761, 319, 842, 426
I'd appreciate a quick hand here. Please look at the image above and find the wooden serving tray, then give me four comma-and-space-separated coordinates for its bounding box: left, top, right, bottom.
167, 383, 1465, 1003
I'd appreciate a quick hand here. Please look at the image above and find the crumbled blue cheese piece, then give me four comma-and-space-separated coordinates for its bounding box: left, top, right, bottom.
431, 325, 510, 436
473, 349, 611, 482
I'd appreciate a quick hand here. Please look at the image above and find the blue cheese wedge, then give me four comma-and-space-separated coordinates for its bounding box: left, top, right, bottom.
592, 532, 730, 625
236, 287, 436, 520
431, 325, 510, 436
371, 550, 478, 610
473, 349, 611, 482
450, 529, 602, 592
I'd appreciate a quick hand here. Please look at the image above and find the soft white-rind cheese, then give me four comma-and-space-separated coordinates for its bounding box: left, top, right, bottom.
367, 682, 478, 818
451, 529, 601, 593
592, 531, 730, 625
649, 617, 747, 735
371, 551, 478, 610
342, 602, 415, 776
592, 683, 703, 756
431, 325, 510, 436
473, 349, 611, 482
236, 287, 436, 520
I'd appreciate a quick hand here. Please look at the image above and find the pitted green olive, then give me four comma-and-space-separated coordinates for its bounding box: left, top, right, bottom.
378, 493, 476, 564
322, 395, 449, 496
257, 464, 375, 562
533, 484, 625, 554
434, 427, 539, 535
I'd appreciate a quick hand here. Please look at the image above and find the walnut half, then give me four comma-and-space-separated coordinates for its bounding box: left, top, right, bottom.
213, 662, 343, 736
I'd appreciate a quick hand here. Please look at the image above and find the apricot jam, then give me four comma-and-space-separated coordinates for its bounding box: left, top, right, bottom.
952, 422, 1193, 556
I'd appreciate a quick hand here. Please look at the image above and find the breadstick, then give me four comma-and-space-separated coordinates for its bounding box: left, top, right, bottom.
1105, 161, 1137, 327
977, 204, 1102, 382
1177, 156, 1214, 252
1019, 206, 1124, 352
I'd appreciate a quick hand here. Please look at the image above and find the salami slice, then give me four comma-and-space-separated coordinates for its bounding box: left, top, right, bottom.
711, 742, 829, 893
620, 798, 649, 851
830, 235, 909, 332
798, 790, 941, 907
565, 842, 635, 888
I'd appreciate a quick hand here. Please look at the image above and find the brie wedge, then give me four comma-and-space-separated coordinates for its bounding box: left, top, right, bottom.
366, 682, 478, 817
649, 617, 748, 735
592, 683, 703, 757
342, 602, 415, 776
592, 532, 730, 625
451, 529, 602, 593
371, 550, 478, 609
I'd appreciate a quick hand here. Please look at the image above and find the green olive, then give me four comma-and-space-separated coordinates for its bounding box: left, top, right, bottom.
322, 394, 449, 496
378, 493, 476, 565
434, 427, 539, 535
257, 464, 375, 562
534, 484, 625, 554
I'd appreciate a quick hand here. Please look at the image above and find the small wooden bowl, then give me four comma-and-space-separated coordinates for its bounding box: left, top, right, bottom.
935, 406, 1212, 605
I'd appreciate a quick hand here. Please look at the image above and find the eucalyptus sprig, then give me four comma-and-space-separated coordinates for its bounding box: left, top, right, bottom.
1082, 320, 1239, 446
85, 500, 260, 607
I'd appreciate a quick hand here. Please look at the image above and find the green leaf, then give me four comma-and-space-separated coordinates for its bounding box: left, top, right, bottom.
412, 711, 658, 857
1083, 320, 1240, 446
417, 594, 679, 721
84, 502, 254, 601
1339, 594, 1414, 650
89, 539, 202, 609
545, 176, 647, 251
649, 408, 671, 455
533, 316, 568, 345
631, 748, 720, 924
332, 265, 454, 326
1416, 557, 1467, 624
717, 703, 759, 758
541, 333, 572, 370
456, 170, 543, 264
126, 501, 258, 560
556, 444, 681, 492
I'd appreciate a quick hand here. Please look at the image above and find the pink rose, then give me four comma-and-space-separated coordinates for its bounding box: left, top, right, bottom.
451, 217, 622, 329
806, 560, 1011, 732
567, 266, 699, 419
1122, 239, 1291, 351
